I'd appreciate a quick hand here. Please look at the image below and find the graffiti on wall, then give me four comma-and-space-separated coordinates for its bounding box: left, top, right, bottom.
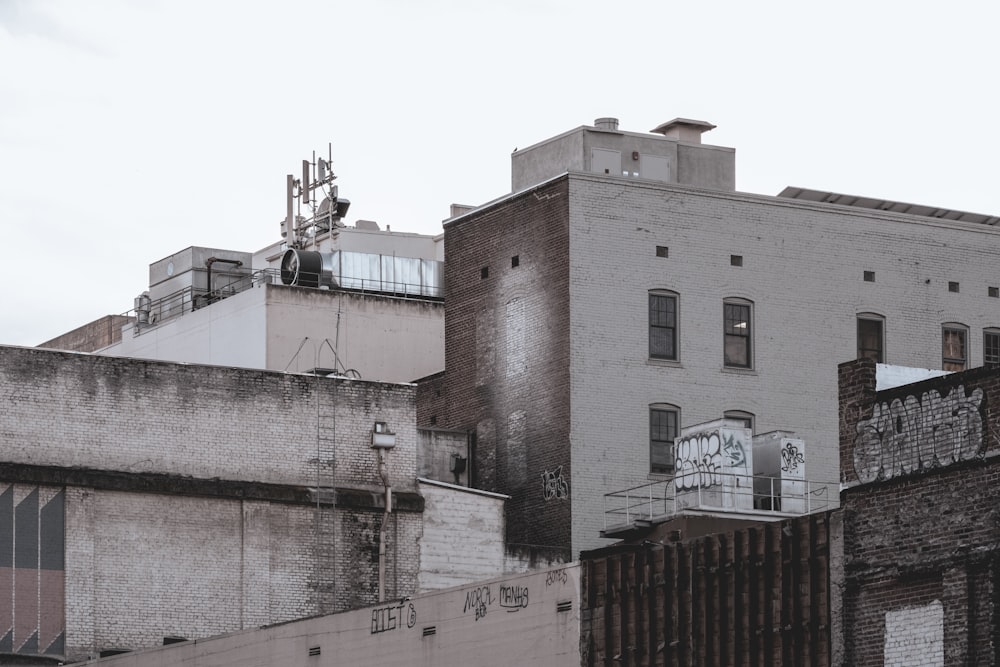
853, 384, 985, 484
541, 466, 569, 500
675, 430, 749, 491
462, 583, 530, 621
370, 601, 417, 634
781, 442, 804, 473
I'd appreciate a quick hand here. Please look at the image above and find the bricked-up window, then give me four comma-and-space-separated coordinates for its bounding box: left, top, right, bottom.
857, 314, 885, 363
942, 324, 968, 371
649, 291, 678, 360
723, 299, 752, 368
985, 329, 1000, 369
650, 404, 679, 474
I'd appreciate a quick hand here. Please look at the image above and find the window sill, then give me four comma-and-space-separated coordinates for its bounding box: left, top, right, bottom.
721, 366, 758, 376
647, 358, 682, 368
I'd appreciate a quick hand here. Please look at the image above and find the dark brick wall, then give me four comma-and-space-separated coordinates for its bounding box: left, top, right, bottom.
415, 371, 446, 428
440, 177, 572, 556
838, 359, 1000, 664
580, 513, 833, 666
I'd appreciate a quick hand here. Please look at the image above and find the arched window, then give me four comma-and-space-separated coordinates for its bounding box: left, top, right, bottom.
723, 298, 753, 368
942, 323, 968, 371
649, 290, 679, 361
724, 410, 755, 433
984, 328, 1000, 369
649, 403, 680, 474
857, 313, 886, 363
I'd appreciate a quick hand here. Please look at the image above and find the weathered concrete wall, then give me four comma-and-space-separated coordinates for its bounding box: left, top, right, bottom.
838, 359, 1000, 665
85, 565, 582, 667
38, 314, 134, 352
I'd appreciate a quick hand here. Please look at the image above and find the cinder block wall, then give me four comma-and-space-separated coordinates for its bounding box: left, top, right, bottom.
838, 359, 1000, 665
441, 178, 573, 558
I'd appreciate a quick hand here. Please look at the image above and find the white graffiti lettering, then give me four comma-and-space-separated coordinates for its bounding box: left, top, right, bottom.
853, 384, 984, 483
541, 466, 570, 500
674, 432, 723, 491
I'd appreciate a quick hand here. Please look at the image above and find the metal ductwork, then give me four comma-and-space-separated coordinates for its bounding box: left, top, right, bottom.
279, 248, 444, 298
280, 249, 336, 289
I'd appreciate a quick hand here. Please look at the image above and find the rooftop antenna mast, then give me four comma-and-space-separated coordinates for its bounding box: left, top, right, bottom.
282, 143, 351, 248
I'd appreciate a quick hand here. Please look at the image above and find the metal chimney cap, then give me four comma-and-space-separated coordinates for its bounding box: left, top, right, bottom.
593, 117, 620, 131
650, 118, 717, 143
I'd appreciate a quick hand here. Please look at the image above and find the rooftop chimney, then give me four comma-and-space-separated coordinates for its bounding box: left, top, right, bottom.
594, 117, 619, 131
650, 118, 717, 144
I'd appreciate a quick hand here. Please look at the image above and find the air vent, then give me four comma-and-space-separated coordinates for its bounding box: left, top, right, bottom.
422, 626, 437, 637
556, 600, 573, 613
308, 646, 321, 656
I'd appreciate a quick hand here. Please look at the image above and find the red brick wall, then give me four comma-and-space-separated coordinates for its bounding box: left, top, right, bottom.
440, 177, 572, 556
838, 359, 1000, 664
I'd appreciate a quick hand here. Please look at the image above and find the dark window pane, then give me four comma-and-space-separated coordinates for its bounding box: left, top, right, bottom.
650, 408, 677, 473
943, 328, 966, 371
649, 294, 677, 360
858, 318, 884, 363
723, 303, 751, 367
985, 332, 1000, 370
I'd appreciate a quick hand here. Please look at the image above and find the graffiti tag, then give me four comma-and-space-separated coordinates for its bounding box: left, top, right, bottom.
853, 384, 984, 483
464, 585, 493, 621
371, 602, 417, 634
499, 585, 529, 611
674, 432, 722, 490
781, 442, 804, 473
722, 432, 747, 468
545, 569, 568, 587
541, 466, 569, 500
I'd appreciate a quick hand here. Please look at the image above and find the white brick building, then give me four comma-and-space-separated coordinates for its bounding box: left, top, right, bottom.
433, 117, 1000, 556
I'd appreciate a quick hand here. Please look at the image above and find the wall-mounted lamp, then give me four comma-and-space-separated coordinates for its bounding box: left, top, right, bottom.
372, 421, 396, 449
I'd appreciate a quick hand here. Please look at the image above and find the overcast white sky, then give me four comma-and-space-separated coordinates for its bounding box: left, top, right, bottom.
2, 1, 999, 347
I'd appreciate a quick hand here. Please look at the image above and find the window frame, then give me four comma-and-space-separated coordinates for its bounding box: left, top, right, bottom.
724, 410, 755, 433
942, 323, 968, 371
648, 290, 679, 361
857, 313, 886, 363
649, 403, 680, 475
985, 328, 1000, 370
723, 298, 753, 369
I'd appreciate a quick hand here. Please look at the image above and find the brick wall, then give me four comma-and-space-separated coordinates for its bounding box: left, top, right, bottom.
839, 359, 1000, 665
441, 178, 573, 558
0, 345, 425, 661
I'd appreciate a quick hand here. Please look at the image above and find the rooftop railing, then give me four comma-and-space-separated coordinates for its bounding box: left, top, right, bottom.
602, 473, 834, 536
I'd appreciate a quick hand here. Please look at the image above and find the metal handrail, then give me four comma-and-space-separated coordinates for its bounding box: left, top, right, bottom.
603, 472, 835, 532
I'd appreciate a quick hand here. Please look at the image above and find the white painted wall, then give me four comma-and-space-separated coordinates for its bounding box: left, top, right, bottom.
566, 173, 1000, 554
86, 565, 582, 667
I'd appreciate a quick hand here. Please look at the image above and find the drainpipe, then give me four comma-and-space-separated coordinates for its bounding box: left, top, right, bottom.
371, 422, 396, 603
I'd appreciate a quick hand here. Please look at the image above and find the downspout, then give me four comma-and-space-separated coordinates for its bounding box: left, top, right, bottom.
376, 447, 392, 603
